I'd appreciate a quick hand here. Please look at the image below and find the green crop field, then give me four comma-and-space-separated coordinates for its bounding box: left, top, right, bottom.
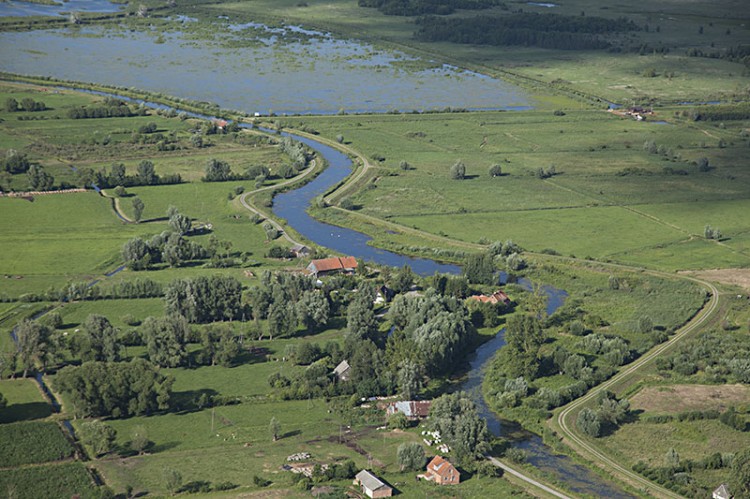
0, 420, 74, 467
0, 462, 98, 499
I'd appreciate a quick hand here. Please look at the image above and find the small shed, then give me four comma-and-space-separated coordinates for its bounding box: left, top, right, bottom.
291, 244, 311, 258
333, 360, 351, 381
354, 470, 392, 498
713, 484, 732, 499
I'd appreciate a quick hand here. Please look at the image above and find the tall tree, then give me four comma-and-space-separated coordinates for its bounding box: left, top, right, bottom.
346, 293, 378, 342
15, 320, 51, 378
137, 160, 157, 185
463, 252, 496, 285
295, 290, 330, 332
27, 165, 54, 190
430, 392, 489, 465
397, 360, 423, 400
122, 236, 151, 270
132, 197, 145, 223
503, 314, 545, 379
80, 420, 117, 457
397, 442, 426, 471
269, 417, 281, 442
72, 314, 121, 362
450, 160, 466, 180
141, 315, 190, 368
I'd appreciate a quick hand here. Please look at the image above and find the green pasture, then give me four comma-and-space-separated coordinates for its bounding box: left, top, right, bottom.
0, 378, 51, 423
599, 418, 750, 474
0, 192, 140, 282
56, 298, 165, 331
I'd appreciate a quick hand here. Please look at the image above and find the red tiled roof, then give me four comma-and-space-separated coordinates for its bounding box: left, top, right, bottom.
310, 257, 358, 273
426, 456, 458, 479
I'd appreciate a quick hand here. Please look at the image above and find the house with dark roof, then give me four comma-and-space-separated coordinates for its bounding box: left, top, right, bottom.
354, 470, 392, 498
290, 244, 311, 258
419, 456, 460, 485
306, 256, 358, 277
386, 400, 431, 420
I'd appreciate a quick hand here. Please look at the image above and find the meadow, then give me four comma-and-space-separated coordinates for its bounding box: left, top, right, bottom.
284, 108, 750, 271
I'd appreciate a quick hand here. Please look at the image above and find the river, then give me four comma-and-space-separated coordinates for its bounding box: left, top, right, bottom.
269, 127, 634, 498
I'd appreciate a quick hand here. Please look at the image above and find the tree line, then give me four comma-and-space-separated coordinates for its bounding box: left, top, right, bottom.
358, 0, 505, 16
415, 12, 639, 50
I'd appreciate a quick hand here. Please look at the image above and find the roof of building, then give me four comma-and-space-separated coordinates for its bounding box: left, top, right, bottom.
355, 470, 389, 492
390, 400, 431, 418
468, 290, 510, 305
713, 484, 732, 499
291, 244, 309, 252
333, 360, 350, 376
427, 455, 457, 478
309, 256, 358, 273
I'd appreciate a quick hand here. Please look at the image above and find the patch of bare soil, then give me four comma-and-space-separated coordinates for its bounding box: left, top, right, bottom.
685, 268, 750, 293
631, 384, 750, 413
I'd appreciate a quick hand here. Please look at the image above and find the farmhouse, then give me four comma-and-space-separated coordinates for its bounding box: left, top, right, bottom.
385, 400, 432, 420
306, 256, 358, 277
467, 290, 511, 306
419, 455, 460, 485
333, 360, 351, 381
354, 470, 392, 498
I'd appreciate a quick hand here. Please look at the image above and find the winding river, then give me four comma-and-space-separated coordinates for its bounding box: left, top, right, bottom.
273, 128, 634, 499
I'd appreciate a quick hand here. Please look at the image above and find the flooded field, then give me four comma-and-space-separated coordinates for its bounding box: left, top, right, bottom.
0, 23, 531, 115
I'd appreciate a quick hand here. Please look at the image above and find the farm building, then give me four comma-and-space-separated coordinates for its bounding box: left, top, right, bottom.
385, 400, 431, 420
354, 470, 392, 498
306, 256, 358, 277
467, 290, 510, 306
333, 360, 351, 381
419, 455, 460, 485
290, 244, 311, 258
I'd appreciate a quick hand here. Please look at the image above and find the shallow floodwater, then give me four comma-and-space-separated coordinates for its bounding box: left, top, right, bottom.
0, 0, 123, 17
0, 25, 531, 115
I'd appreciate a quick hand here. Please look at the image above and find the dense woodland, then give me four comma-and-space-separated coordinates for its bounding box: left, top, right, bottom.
415, 12, 640, 50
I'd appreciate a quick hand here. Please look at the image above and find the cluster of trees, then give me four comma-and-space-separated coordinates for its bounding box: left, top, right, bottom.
429, 392, 489, 465
122, 231, 208, 270
388, 289, 476, 376
3, 150, 31, 174
415, 12, 639, 50
66, 98, 144, 119
704, 225, 723, 240
5, 97, 46, 112
55, 358, 173, 418
687, 102, 750, 122
633, 448, 750, 498
463, 240, 524, 285
248, 271, 332, 339
89, 160, 181, 189
27, 165, 55, 190
656, 331, 750, 383
165, 275, 245, 323
576, 391, 630, 437
358, 0, 505, 16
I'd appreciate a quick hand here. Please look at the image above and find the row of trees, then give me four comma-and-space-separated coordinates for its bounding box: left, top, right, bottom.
415, 12, 639, 50
92, 160, 181, 189
358, 0, 504, 17
5, 97, 46, 112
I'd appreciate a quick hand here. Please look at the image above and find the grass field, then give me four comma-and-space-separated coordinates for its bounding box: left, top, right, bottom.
0, 378, 51, 423
284, 109, 750, 270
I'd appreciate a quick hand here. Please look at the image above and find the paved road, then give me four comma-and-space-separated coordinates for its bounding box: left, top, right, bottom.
487, 456, 572, 499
